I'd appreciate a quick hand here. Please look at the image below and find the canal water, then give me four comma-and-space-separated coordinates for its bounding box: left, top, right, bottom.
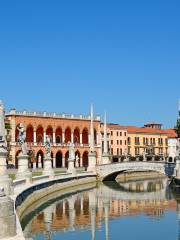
21, 177, 180, 240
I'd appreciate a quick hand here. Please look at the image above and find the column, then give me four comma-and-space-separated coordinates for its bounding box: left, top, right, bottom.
53, 157, 56, 168
43, 131, 46, 144
90, 103, 94, 152
71, 132, 74, 143
80, 156, 83, 167
62, 156, 65, 168
62, 132, 65, 143
53, 132, 56, 145
80, 133, 83, 145
33, 131, 37, 145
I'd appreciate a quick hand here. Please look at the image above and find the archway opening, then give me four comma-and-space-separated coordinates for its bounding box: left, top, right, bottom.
46, 126, 53, 143
36, 126, 44, 144
82, 128, 88, 144
74, 128, 80, 144
82, 151, 89, 168
75, 150, 80, 167
26, 125, 34, 143
56, 127, 62, 144
56, 151, 63, 168
36, 151, 44, 168
65, 127, 71, 143
65, 151, 69, 168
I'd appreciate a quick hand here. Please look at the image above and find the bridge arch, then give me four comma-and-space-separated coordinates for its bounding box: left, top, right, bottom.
96, 162, 166, 181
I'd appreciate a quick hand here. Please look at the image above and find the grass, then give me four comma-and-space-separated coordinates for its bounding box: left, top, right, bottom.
8, 171, 43, 180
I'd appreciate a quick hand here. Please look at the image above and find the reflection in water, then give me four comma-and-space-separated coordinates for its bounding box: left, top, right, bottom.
22, 178, 180, 240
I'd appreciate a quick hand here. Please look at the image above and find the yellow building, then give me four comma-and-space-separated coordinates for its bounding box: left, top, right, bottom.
126, 123, 168, 160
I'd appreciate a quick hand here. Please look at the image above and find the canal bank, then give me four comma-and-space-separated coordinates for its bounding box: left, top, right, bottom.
8, 173, 96, 240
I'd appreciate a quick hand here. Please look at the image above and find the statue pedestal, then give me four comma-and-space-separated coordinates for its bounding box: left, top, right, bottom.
0, 150, 13, 195
43, 156, 54, 177
0, 190, 16, 238
101, 153, 111, 165
67, 158, 76, 175
88, 152, 96, 172
16, 154, 32, 181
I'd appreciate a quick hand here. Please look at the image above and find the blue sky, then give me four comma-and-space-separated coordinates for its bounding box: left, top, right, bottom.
0, 0, 180, 128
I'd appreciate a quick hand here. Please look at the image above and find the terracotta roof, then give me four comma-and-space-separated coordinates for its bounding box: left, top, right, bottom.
107, 124, 127, 130
126, 126, 167, 135
162, 128, 177, 138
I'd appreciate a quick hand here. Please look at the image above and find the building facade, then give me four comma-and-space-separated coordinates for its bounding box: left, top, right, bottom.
6, 109, 101, 169
126, 124, 168, 160
108, 124, 128, 162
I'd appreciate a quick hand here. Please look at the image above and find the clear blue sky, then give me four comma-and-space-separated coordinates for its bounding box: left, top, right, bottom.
0, 0, 180, 128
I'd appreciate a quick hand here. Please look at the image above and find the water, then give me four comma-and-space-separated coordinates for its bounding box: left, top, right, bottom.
21, 177, 180, 240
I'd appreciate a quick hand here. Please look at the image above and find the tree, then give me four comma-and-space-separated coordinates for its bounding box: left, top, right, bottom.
175, 119, 180, 138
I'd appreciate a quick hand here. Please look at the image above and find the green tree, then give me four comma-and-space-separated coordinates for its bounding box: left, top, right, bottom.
175, 119, 180, 138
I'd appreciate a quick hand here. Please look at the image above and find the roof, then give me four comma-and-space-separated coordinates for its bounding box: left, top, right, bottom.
126, 126, 167, 135
107, 124, 127, 130
162, 128, 177, 138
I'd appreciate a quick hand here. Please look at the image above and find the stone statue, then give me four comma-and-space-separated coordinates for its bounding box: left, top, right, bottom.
45, 135, 51, 158
68, 142, 75, 160
75, 155, 79, 167
0, 100, 6, 149
17, 123, 28, 155
142, 150, 146, 161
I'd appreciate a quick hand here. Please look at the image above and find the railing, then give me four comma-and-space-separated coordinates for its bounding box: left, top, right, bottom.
6, 109, 101, 121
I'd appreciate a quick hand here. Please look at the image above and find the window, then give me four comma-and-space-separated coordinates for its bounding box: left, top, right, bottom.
117, 140, 119, 145
120, 140, 122, 145
120, 132, 122, 136
117, 131, 119, 136
128, 137, 131, 145
125, 140, 127, 145
117, 148, 119, 155
111, 148, 113, 155
135, 137, 140, 145
120, 148, 122, 155
124, 132, 127, 136
111, 131, 113, 136
111, 140, 113, 145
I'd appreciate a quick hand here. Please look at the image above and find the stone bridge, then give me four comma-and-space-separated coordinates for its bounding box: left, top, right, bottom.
96, 161, 171, 181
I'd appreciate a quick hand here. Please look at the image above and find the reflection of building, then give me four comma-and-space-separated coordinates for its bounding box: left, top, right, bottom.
6, 109, 101, 168
27, 186, 177, 238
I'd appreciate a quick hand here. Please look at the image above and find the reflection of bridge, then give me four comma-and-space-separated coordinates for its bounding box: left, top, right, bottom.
97, 179, 173, 201
96, 161, 167, 181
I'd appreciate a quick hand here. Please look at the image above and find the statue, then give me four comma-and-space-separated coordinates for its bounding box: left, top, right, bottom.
45, 135, 51, 158
0, 100, 6, 149
17, 123, 28, 155
142, 150, 146, 161
75, 154, 79, 167
68, 142, 75, 160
